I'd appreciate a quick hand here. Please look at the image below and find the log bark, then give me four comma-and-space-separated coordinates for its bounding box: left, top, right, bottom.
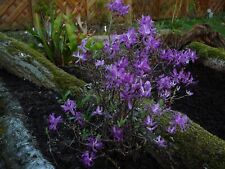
161, 24, 225, 50
146, 114, 225, 169
0, 32, 85, 97
189, 42, 225, 72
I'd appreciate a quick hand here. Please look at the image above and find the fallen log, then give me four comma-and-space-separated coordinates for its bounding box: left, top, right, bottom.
0, 33, 85, 97
189, 42, 225, 72
0, 78, 55, 169
161, 24, 225, 50
146, 114, 225, 169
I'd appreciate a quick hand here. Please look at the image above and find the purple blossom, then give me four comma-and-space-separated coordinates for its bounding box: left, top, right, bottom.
73, 50, 88, 62
61, 99, 76, 115
111, 126, 123, 141
167, 125, 176, 134
79, 38, 88, 53
120, 28, 137, 48
143, 36, 160, 50
172, 113, 189, 132
172, 69, 194, 86
48, 113, 62, 131
134, 57, 151, 75
104, 38, 120, 58
108, 0, 130, 16
150, 103, 162, 115
157, 75, 175, 91
154, 135, 167, 148
95, 60, 105, 67
86, 137, 103, 152
160, 49, 197, 66
140, 80, 152, 97
186, 90, 193, 96
92, 106, 103, 116
159, 90, 171, 99
81, 151, 96, 168
74, 111, 84, 126
138, 16, 156, 36
144, 115, 157, 132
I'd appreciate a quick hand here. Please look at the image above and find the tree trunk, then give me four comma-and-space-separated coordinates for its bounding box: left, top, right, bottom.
146, 115, 225, 169
0, 32, 85, 97
189, 42, 225, 72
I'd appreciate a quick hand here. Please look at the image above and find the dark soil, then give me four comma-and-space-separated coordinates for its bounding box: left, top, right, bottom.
0, 69, 161, 169
0, 62, 225, 168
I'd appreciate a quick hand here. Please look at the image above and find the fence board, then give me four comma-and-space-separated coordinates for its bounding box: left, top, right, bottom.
0, 0, 224, 30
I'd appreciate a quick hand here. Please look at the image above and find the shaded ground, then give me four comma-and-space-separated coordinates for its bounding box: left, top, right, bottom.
0, 62, 224, 168
0, 69, 161, 169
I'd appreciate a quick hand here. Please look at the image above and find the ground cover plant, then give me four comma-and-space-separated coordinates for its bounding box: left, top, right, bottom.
30, 0, 88, 66
45, 0, 198, 168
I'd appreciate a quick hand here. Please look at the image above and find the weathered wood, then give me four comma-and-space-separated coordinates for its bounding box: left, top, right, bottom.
146, 115, 225, 169
0, 32, 85, 97
161, 24, 225, 50
189, 42, 225, 72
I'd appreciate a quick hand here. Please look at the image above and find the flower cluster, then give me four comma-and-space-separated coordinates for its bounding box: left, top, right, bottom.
47, 0, 197, 167
108, 0, 130, 16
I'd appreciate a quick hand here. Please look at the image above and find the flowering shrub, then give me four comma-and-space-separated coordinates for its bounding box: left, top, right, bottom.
47, 0, 197, 168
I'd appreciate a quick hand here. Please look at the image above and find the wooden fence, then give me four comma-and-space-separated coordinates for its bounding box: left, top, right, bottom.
0, 0, 225, 30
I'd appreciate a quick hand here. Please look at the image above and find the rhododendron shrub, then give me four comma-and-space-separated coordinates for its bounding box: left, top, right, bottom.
47, 0, 197, 168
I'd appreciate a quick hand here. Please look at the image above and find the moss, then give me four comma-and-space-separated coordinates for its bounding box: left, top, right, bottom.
0, 32, 86, 97
149, 113, 225, 169
189, 42, 225, 61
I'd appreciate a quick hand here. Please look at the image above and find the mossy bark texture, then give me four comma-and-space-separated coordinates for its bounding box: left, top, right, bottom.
146, 116, 225, 169
189, 42, 225, 72
0, 33, 85, 97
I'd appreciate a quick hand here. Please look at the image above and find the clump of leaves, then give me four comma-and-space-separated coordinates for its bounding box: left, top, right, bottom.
30, 0, 86, 66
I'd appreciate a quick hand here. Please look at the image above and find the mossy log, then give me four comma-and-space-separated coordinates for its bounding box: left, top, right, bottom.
0, 32, 85, 97
146, 115, 225, 169
189, 42, 225, 72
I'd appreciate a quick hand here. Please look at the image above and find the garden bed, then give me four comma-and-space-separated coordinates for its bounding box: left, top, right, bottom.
0, 60, 225, 169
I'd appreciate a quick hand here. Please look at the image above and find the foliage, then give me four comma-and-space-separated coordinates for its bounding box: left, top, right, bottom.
30, 0, 86, 66
47, 0, 197, 168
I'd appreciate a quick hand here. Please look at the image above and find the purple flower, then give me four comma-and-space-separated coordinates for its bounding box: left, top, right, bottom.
79, 38, 88, 53
104, 38, 120, 58
143, 36, 160, 50
144, 115, 157, 132
81, 151, 96, 167
95, 60, 105, 67
140, 80, 152, 97
92, 106, 103, 116
86, 137, 103, 152
108, 0, 130, 16
111, 126, 123, 141
160, 49, 197, 66
186, 90, 193, 96
48, 113, 62, 131
61, 99, 76, 115
138, 16, 156, 36
172, 69, 194, 86
159, 90, 171, 99
172, 113, 189, 132
157, 75, 175, 91
167, 125, 176, 134
150, 103, 162, 115
154, 135, 167, 148
73, 50, 88, 62
120, 28, 137, 48
74, 111, 84, 126
134, 57, 151, 75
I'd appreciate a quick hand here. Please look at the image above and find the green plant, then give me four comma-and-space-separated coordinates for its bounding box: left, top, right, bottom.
30, 1, 86, 66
